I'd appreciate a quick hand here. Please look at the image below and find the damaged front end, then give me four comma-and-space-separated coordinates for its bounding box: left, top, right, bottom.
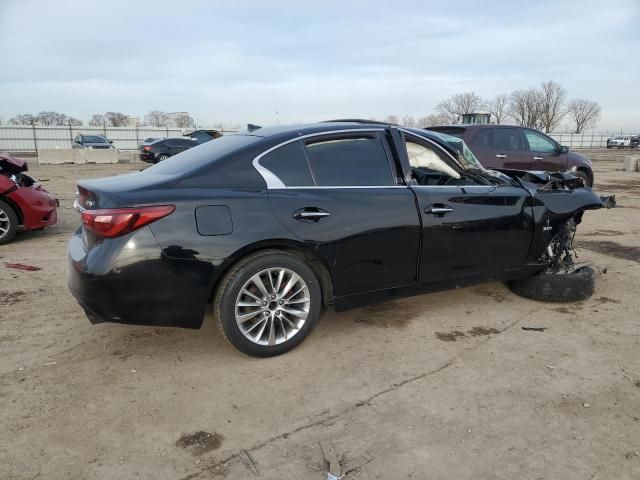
496, 168, 615, 273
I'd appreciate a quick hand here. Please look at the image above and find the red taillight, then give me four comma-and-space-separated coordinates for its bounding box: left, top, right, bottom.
143, 146, 151, 151
81, 205, 175, 239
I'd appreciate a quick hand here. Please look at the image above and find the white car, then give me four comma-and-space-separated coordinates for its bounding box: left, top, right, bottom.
607, 136, 631, 148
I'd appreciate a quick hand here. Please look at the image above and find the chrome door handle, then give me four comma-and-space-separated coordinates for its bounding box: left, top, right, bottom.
425, 206, 454, 215
293, 208, 330, 222
533, 156, 543, 160
496, 154, 507, 159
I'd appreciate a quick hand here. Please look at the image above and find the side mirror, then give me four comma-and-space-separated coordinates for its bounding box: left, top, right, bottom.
559, 145, 569, 154
109, 140, 114, 144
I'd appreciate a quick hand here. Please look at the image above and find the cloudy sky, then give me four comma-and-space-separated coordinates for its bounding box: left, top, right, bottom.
0, 0, 638, 130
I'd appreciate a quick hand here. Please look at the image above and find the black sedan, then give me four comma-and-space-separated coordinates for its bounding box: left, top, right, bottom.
68, 121, 608, 357
139, 137, 197, 163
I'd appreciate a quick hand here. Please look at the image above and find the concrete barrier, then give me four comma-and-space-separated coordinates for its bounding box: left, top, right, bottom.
624, 155, 639, 172
81, 149, 118, 164
117, 151, 144, 164
38, 149, 82, 164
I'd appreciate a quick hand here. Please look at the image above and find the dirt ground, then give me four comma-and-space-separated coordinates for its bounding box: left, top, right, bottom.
1, 150, 639, 480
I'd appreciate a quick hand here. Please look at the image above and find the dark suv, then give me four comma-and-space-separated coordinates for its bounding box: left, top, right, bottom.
139, 137, 197, 163
427, 125, 594, 186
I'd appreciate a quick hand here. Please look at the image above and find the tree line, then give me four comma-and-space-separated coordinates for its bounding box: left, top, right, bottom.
5, 111, 196, 128
384, 81, 601, 134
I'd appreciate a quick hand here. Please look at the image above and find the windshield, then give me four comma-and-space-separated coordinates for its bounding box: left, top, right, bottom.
82, 135, 107, 143
429, 131, 483, 170
612, 136, 624, 140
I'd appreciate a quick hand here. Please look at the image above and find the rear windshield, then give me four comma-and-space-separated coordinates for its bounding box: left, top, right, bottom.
144, 134, 260, 175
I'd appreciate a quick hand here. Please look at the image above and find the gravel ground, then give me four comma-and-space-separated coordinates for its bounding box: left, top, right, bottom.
1, 150, 639, 480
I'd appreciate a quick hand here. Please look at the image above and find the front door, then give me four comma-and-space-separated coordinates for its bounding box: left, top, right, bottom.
262, 130, 421, 297
397, 130, 534, 283
522, 128, 568, 172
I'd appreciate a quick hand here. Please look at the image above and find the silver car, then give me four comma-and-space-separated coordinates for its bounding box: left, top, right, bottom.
72, 134, 115, 149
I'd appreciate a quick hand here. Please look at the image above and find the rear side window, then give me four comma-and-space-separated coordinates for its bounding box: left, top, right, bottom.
493, 128, 525, 150
471, 128, 493, 147
304, 135, 394, 186
260, 141, 314, 186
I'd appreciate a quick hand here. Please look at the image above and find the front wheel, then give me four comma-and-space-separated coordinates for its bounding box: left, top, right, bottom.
0, 199, 18, 245
574, 170, 593, 187
507, 266, 595, 302
214, 250, 322, 357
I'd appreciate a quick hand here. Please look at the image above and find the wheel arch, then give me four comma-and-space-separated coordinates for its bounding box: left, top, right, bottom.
576, 166, 594, 187
209, 239, 335, 308
0, 195, 23, 225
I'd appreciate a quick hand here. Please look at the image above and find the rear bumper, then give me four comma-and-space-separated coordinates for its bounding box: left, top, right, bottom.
139, 152, 155, 162
67, 227, 212, 329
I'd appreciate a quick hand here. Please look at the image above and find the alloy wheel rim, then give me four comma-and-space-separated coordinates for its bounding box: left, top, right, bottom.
0, 208, 9, 237
235, 267, 310, 346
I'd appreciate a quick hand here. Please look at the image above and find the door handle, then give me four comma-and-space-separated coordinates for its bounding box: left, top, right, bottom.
533, 156, 543, 160
496, 154, 507, 159
425, 205, 454, 215
293, 208, 330, 222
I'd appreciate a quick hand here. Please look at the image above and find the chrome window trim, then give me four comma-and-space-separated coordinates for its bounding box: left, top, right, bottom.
252, 128, 386, 189
270, 185, 408, 190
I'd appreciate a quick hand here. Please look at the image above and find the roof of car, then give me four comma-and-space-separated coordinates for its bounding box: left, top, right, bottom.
428, 124, 526, 130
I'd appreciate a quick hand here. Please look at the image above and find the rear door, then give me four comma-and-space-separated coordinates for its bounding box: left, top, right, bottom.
522, 129, 567, 172
471, 127, 532, 170
262, 130, 421, 297
396, 130, 534, 283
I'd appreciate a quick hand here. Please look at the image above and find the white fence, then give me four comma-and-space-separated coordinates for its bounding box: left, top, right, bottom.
0, 125, 233, 152
0, 125, 626, 153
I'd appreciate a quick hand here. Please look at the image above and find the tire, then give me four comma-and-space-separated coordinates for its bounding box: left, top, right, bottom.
507, 266, 595, 302
157, 154, 169, 162
574, 170, 592, 187
0, 199, 18, 245
214, 250, 323, 357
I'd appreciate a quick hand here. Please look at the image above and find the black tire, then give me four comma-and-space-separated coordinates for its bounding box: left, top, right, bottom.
157, 154, 169, 162
214, 250, 323, 357
507, 266, 595, 302
0, 199, 18, 245
574, 170, 592, 187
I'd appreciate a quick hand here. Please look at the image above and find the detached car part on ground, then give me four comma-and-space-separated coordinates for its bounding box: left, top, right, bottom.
67, 122, 612, 357
0, 155, 59, 244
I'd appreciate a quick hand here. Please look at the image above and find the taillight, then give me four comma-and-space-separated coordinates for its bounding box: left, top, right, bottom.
143, 146, 151, 151
81, 205, 175, 239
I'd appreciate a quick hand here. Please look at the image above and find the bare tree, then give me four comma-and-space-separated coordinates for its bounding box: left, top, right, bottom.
436, 92, 482, 124
401, 115, 417, 127
508, 88, 543, 129
539, 80, 567, 133
485, 94, 509, 124
105, 112, 129, 127
567, 99, 601, 133
383, 115, 399, 124
67, 117, 83, 126
417, 113, 450, 127
174, 113, 195, 129
8, 113, 36, 125
37, 111, 68, 126
145, 111, 168, 127
89, 114, 106, 126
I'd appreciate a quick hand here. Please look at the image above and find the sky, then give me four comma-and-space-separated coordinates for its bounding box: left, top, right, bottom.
0, 0, 638, 131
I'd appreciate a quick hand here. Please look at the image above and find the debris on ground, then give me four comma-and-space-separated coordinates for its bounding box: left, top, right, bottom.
238, 449, 259, 476
4, 262, 42, 271
43, 362, 56, 367
522, 327, 546, 332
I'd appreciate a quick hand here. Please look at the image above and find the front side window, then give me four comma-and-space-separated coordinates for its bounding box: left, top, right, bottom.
304, 135, 394, 186
405, 140, 460, 181
493, 128, 525, 150
524, 130, 557, 153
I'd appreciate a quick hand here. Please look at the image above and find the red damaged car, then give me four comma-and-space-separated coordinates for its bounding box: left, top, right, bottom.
0, 155, 58, 244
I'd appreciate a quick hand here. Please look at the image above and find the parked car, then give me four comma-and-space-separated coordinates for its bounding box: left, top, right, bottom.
606, 135, 632, 148
68, 121, 609, 357
0, 155, 58, 244
138, 137, 197, 163
427, 125, 594, 187
631, 136, 639, 148
72, 134, 115, 149
139, 137, 165, 148
186, 129, 222, 144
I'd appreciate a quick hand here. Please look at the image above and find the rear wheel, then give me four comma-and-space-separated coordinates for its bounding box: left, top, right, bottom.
157, 154, 169, 162
507, 266, 595, 302
214, 250, 322, 357
0, 199, 18, 245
